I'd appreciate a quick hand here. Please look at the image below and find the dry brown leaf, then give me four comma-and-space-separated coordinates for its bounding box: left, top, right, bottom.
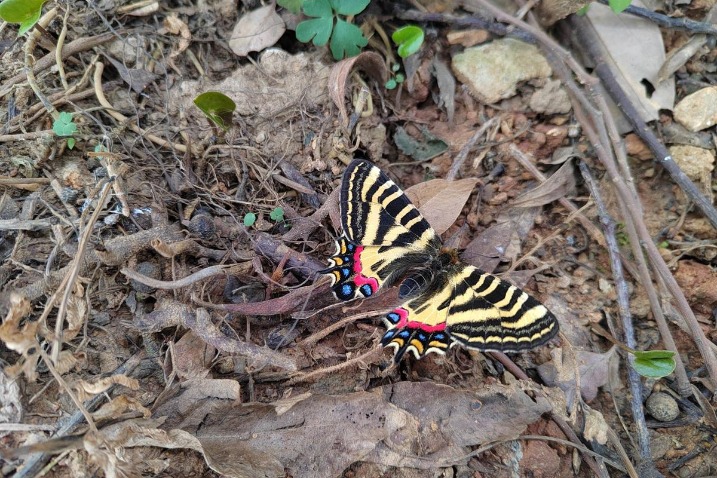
93, 396, 152, 422
171, 330, 215, 380
54, 350, 80, 375
73, 375, 140, 401
0, 293, 39, 381
511, 159, 577, 208
404, 178, 478, 235
329, 52, 388, 127
64, 289, 87, 343
229, 5, 286, 57
162, 13, 191, 59
538, 346, 617, 404
149, 381, 549, 478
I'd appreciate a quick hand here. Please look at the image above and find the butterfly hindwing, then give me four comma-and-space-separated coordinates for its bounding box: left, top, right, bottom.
380, 265, 559, 361
445, 265, 559, 351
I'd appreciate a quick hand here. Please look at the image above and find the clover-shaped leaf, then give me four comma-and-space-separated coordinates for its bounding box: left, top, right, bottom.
330, 18, 368, 60
269, 207, 285, 222
296, 0, 333, 46
330, 0, 369, 15
277, 0, 304, 14
53, 112, 77, 137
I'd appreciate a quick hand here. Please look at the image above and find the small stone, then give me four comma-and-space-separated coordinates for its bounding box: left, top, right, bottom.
451, 38, 552, 104
673, 86, 717, 131
668, 145, 714, 181
645, 392, 679, 422
529, 79, 571, 114
625, 133, 652, 160
446, 29, 490, 47
130, 261, 160, 294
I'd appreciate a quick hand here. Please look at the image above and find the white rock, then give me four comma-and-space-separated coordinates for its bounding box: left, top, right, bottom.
451, 38, 552, 104
668, 145, 715, 180
673, 86, 717, 132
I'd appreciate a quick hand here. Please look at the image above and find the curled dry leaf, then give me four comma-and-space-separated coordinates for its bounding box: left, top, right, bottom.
0, 293, 39, 381
162, 13, 191, 59
229, 5, 286, 57
511, 158, 577, 208
329, 51, 388, 127
404, 177, 479, 235
93, 395, 152, 422
73, 375, 140, 401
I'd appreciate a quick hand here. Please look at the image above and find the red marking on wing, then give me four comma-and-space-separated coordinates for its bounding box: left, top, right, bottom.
352, 246, 379, 293
392, 306, 447, 333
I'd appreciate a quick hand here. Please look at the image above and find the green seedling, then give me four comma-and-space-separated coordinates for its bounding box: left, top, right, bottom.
295, 0, 369, 60
385, 63, 405, 90
0, 0, 45, 35
243, 213, 257, 227
193, 92, 236, 131
392, 25, 424, 58
269, 207, 285, 222
52, 111, 78, 149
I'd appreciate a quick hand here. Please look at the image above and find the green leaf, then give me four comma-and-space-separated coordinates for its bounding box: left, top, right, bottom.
0, 0, 45, 35
302, 0, 332, 17
608, 0, 631, 13
385, 78, 397, 90
330, 18, 368, 59
269, 207, 285, 222
66, 137, 76, 149
394, 73, 405, 83
392, 25, 424, 58
296, 17, 333, 46
52, 112, 77, 137
243, 213, 257, 227
576, 4, 590, 15
277, 0, 304, 14
193, 92, 236, 130
330, 0, 369, 15
632, 350, 676, 379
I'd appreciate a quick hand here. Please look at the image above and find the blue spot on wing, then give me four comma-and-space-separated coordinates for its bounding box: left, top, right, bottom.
341, 268, 350, 278
360, 284, 373, 297
340, 283, 354, 299
386, 312, 400, 325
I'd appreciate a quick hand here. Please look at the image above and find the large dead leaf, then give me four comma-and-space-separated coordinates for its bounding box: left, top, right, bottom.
146, 381, 549, 478
405, 177, 478, 235
538, 346, 617, 405
229, 5, 286, 57
585, 1, 674, 128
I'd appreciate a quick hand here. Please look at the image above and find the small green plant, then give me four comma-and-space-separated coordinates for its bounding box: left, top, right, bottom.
243, 213, 257, 227
392, 25, 424, 58
0, 0, 45, 35
295, 0, 369, 60
269, 207, 285, 222
385, 63, 404, 90
193, 92, 236, 131
631, 350, 676, 379
577, 0, 632, 15
52, 111, 78, 149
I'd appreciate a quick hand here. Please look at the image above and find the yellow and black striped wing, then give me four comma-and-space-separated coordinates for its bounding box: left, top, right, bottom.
444, 265, 559, 352
341, 159, 438, 249
381, 264, 559, 361
322, 159, 439, 301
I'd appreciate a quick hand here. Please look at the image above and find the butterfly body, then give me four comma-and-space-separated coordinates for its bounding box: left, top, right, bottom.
322, 159, 559, 362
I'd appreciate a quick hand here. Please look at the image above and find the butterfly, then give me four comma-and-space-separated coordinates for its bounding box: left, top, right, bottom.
321, 159, 559, 362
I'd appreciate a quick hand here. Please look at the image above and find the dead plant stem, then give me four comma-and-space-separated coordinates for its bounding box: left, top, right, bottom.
51, 180, 112, 364
578, 161, 654, 466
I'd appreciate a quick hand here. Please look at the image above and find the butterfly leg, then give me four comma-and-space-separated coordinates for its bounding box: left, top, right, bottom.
320, 235, 380, 301
380, 307, 453, 362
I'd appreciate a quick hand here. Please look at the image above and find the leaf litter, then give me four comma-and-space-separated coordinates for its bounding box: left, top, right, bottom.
1, 0, 716, 476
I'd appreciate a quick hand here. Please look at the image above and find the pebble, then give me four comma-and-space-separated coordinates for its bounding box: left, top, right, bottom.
451, 38, 552, 104
668, 145, 715, 181
673, 86, 717, 131
645, 392, 680, 422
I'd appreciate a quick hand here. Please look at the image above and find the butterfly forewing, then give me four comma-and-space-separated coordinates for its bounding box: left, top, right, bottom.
324, 158, 560, 361
341, 160, 438, 249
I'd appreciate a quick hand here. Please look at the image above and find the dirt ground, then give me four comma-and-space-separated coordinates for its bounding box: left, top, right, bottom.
1, 0, 717, 477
